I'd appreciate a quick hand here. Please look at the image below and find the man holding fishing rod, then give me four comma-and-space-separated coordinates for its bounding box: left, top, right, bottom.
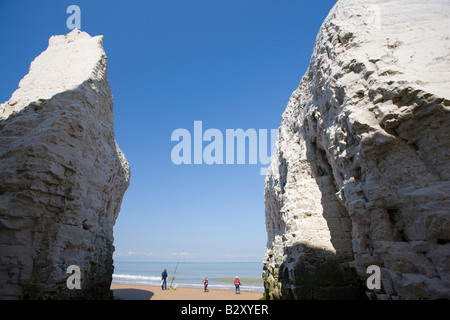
161, 255, 182, 291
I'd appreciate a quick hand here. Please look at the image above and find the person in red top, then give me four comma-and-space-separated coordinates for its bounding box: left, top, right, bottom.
234, 276, 241, 294
203, 277, 209, 292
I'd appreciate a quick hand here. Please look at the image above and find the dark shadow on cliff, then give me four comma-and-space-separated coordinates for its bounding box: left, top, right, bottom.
271, 136, 367, 300
277, 243, 366, 300
306, 138, 356, 257
112, 288, 154, 300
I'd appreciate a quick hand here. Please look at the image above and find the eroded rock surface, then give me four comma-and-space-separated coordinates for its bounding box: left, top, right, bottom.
264, 0, 450, 299
0, 29, 130, 299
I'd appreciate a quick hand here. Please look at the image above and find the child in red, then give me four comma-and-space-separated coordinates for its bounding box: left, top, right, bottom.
234, 276, 241, 294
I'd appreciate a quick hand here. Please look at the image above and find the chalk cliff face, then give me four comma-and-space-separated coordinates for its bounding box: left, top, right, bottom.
0, 29, 130, 299
264, 0, 450, 299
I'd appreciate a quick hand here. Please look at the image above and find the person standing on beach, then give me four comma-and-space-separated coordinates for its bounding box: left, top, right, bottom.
234, 276, 241, 294
161, 269, 168, 290
203, 277, 209, 292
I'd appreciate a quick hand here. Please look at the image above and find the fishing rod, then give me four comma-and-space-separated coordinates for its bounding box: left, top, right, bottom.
170, 254, 182, 290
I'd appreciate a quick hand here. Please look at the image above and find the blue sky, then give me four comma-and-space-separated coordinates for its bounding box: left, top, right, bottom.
0, 0, 337, 262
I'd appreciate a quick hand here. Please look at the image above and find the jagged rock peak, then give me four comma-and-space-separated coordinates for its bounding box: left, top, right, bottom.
0, 30, 130, 299
0, 29, 109, 120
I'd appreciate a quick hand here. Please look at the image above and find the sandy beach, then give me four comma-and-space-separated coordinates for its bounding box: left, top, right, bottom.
111, 283, 264, 300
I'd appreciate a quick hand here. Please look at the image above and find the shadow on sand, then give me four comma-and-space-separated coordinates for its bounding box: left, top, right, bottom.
112, 289, 154, 300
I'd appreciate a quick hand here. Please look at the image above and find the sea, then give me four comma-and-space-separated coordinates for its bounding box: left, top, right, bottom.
113, 261, 265, 293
